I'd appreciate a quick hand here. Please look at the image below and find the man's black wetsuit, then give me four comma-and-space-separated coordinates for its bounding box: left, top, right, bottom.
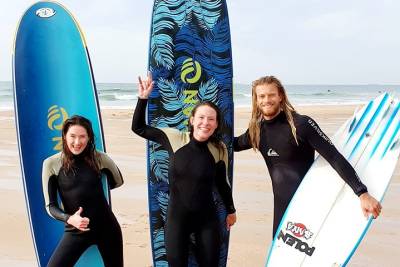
43, 151, 123, 267
132, 99, 236, 267
234, 111, 367, 236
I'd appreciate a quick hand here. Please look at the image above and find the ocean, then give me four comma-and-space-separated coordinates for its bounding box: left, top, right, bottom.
2, 81, 400, 110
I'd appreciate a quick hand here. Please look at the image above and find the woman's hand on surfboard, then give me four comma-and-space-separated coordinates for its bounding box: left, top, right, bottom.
226, 212, 237, 231
138, 72, 154, 99
67, 207, 90, 231
359, 192, 382, 219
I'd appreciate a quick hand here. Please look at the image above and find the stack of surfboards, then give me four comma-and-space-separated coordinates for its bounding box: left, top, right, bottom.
266, 93, 400, 266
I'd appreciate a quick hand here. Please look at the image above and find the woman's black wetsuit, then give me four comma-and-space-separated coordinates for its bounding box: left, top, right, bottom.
43, 151, 124, 267
132, 99, 236, 267
234, 111, 367, 236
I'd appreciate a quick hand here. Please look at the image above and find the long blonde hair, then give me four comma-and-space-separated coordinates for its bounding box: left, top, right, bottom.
248, 76, 298, 150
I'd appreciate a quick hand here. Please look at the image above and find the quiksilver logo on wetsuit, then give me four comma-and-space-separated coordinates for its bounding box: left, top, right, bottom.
267, 148, 279, 157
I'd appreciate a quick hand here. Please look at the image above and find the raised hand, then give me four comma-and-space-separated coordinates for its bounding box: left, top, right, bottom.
138, 72, 154, 99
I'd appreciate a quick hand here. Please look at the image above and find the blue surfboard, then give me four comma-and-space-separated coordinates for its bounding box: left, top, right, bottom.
147, 0, 234, 266
13, 2, 109, 266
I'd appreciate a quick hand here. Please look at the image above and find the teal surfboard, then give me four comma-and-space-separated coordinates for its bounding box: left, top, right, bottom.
13, 2, 109, 266
147, 0, 234, 266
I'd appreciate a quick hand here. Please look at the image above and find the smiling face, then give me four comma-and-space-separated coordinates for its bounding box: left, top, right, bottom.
190, 105, 218, 142
255, 83, 282, 120
65, 125, 89, 155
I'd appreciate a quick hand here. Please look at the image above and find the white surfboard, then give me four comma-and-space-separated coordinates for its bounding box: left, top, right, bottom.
266, 93, 400, 267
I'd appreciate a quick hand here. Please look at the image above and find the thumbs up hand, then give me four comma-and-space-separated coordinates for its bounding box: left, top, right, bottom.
67, 207, 90, 231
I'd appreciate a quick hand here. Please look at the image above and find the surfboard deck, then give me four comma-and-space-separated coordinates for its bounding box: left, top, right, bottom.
13, 1, 109, 266
266, 93, 400, 266
147, 0, 234, 266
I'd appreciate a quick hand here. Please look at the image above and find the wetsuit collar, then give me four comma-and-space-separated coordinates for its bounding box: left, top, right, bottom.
262, 111, 286, 124
190, 137, 209, 146
72, 152, 86, 161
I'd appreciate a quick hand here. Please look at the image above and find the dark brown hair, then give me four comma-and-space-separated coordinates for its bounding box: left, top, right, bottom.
61, 115, 100, 175
188, 101, 225, 155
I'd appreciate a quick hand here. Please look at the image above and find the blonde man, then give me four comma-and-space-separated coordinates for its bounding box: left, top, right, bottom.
234, 75, 381, 236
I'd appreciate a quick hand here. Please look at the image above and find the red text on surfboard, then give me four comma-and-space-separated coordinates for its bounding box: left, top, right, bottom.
277, 222, 316, 256
286, 222, 313, 239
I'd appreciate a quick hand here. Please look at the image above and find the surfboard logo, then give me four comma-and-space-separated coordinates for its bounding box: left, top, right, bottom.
286, 222, 313, 240
276, 222, 315, 256
48, 105, 68, 130
36, 8, 56, 18
278, 230, 316, 256
47, 105, 68, 151
181, 58, 202, 84
180, 57, 203, 125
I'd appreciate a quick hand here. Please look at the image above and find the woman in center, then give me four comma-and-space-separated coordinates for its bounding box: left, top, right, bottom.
131, 73, 237, 267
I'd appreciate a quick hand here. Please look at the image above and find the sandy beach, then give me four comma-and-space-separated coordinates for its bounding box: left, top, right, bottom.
0, 104, 398, 266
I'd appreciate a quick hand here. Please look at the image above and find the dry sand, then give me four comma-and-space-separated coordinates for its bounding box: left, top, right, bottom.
0, 104, 398, 266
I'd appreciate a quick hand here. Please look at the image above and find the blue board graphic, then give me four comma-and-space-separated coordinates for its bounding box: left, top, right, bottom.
147, 0, 234, 266
13, 1, 108, 266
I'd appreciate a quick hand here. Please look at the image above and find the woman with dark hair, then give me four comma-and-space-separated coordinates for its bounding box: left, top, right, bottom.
42, 115, 124, 267
131, 73, 236, 267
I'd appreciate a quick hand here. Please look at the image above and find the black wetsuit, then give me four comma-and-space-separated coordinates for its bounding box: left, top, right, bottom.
132, 98, 236, 267
234, 111, 367, 236
45, 153, 123, 267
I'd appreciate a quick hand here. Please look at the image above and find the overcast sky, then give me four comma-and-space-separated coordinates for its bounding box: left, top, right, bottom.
1, 0, 399, 84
